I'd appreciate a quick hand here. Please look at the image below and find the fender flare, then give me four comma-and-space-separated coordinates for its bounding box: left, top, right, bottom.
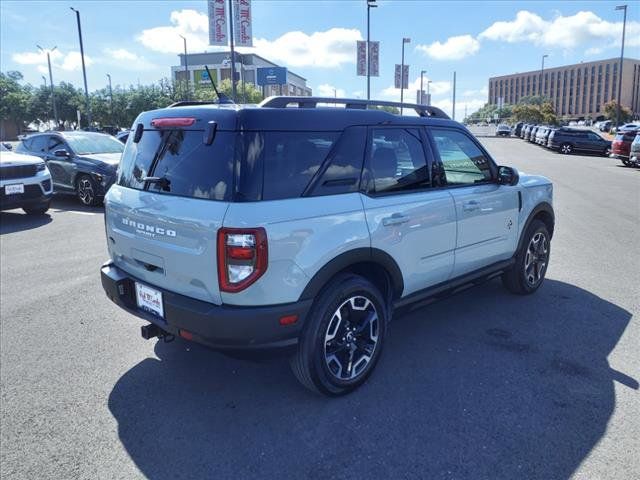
298, 248, 404, 301
517, 202, 555, 252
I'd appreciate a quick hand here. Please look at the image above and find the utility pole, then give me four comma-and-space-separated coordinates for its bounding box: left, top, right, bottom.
540, 54, 548, 97
106, 73, 113, 125
70, 7, 92, 129
37, 45, 58, 128
400, 37, 410, 114
179, 35, 189, 101
615, 4, 627, 130
452, 71, 457, 120
420, 70, 426, 105
228, 0, 237, 102
366, 0, 377, 100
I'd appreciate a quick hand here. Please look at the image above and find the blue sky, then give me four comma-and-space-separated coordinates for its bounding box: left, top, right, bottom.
1, 0, 639, 116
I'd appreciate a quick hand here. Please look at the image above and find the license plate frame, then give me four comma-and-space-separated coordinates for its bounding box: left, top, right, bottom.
4, 184, 24, 195
135, 282, 164, 319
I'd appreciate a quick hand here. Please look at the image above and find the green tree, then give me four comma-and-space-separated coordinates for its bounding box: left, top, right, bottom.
512, 103, 543, 123
603, 100, 632, 123
193, 78, 263, 104
0, 71, 32, 132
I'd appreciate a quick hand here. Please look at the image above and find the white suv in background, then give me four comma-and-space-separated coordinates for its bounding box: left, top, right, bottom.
0, 143, 53, 215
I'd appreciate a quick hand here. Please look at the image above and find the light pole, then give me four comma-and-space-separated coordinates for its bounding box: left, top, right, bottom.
452, 71, 457, 120
228, 0, 237, 102
420, 70, 426, 105
615, 4, 627, 130
400, 37, 410, 114
540, 54, 548, 97
70, 7, 92, 129
366, 0, 377, 100
106, 73, 113, 125
37, 45, 58, 128
42, 75, 47, 88
178, 34, 189, 101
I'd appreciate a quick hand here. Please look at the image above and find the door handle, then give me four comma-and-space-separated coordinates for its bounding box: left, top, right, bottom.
462, 200, 480, 212
382, 213, 410, 227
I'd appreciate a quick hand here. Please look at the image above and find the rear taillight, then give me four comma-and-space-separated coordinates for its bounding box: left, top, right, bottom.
217, 228, 268, 293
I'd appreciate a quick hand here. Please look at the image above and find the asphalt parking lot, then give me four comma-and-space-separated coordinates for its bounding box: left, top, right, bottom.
1, 138, 638, 480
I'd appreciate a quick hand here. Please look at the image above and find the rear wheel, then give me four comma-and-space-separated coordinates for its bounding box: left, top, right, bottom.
290, 274, 387, 396
621, 159, 632, 167
76, 175, 100, 206
560, 143, 573, 154
502, 219, 550, 295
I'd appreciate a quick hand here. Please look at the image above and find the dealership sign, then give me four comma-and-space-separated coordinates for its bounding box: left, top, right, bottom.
368, 41, 379, 77
233, 0, 253, 47
394, 64, 409, 89
357, 41, 367, 76
208, 0, 227, 46
257, 67, 287, 86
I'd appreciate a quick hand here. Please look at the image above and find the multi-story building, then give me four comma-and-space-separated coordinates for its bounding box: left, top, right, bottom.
488, 57, 640, 119
171, 51, 312, 98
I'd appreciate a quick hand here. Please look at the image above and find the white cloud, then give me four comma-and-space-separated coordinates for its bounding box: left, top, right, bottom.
416, 35, 480, 60
12, 49, 92, 72
104, 48, 158, 71
317, 84, 346, 98
479, 10, 640, 49
585, 47, 604, 56
463, 86, 488, 97
137, 9, 210, 54
137, 9, 362, 68
105, 48, 137, 61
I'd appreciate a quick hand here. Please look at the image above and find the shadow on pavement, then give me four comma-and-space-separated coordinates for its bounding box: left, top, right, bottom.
50, 195, 104, 214
0, 210, 52, 234
108, 279, 635, 479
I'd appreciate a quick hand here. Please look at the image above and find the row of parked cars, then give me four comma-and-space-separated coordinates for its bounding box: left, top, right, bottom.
514, 122, 639, 166
0, 130, 126, 215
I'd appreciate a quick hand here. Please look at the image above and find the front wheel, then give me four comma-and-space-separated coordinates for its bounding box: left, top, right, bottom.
290, 274, 387, 396
76, 175, 100, 206
502, 219, 551, 295
621, 159, 632, 167
23, 201, 50, 215
560, 143, 573, 155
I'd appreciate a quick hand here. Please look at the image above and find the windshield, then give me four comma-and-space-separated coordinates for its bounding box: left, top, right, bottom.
65, 133, 124, 155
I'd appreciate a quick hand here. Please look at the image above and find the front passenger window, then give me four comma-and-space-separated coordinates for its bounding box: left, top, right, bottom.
431, 129, 493, 185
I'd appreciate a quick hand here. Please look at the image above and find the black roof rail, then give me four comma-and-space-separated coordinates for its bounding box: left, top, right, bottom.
168, 100, 237, 108
258, 96, 450, 119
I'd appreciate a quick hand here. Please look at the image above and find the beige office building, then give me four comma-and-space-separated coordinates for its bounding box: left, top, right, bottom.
488, 57, 640, 119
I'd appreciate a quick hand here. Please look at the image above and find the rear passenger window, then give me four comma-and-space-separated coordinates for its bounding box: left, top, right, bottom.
28, 136, 49, 154
431, 129, 493, 185
367, 128, 430, 194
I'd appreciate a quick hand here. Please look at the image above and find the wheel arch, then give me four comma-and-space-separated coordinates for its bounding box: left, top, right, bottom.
517, 202, 555, 252
298, 248, 404, 304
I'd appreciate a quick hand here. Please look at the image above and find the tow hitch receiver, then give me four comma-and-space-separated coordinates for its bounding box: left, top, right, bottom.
141, 323, 175, 342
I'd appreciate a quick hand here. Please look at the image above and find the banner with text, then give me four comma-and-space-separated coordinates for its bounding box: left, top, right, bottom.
233, 0, 253, 47
394, 65, 409, 89
368, 41, 379, 77
208, 0, 228, 46
357, 41, 367, 76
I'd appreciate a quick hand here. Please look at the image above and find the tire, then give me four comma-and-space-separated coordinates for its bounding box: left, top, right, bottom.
290, 274, 387, 396
23, 201, 50, 215
76, 174, 100, 206
602, 147, 610, 157
621, 159, 631, 167
502, 219, 551, 295
560, 143, 573, 155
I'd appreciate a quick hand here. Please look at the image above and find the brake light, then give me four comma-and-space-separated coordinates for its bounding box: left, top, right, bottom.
217, 228, 268, 293
151, 117, 195, 128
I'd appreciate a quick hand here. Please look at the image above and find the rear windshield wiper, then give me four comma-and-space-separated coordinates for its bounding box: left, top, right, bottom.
141, 176, 171, 191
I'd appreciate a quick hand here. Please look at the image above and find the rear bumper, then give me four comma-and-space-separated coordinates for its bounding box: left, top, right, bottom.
100, 262, 312, 352
610, 153, 629, 160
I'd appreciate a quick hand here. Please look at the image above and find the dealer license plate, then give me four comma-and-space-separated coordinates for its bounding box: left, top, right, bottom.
5, 184, 24, 195
135, 282, 164, 318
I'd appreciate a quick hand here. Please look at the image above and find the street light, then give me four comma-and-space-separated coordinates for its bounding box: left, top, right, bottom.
70, 7, 92, 128
106, 73, 113, 125
41, 75, 47, 88
37, 45, 58, 127
366, 0, 377, 100
420, 70, 426, 105
540, 54, 548, 97
178, 34, 189, 101
400, 37, 410, 114
427, 80, 432, 105
615, 4, 627, 130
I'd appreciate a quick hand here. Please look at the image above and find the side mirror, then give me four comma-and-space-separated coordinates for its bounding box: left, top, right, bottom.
498, 166, 519, 186
53, 149, 70, 158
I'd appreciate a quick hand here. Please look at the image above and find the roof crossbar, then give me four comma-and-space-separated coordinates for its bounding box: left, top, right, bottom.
258, 96, 450, 119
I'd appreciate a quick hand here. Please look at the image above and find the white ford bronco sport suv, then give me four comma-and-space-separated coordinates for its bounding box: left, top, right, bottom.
101, 97, 554, 395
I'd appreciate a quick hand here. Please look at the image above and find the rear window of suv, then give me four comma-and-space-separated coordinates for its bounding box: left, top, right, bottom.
117, 129, 235, 201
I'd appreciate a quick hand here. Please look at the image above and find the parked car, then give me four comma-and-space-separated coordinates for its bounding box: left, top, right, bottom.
615, 123, 640, 133
540, 127, 556, 147
528, 125, 540, 142
547, 128, 612, 155
513, 122, 524, 137
599, 120, 612, 132
495, 124, 511, 137
535, 126, 548, 145
610, 130, 639, 166
522, 124, 533, 141
116, 130, 130, 144
629, 134, 640, 166
100, 96, 555, 395
521, 124, 531, 139
0, 143, 53, 215
15, 131, 124, 206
